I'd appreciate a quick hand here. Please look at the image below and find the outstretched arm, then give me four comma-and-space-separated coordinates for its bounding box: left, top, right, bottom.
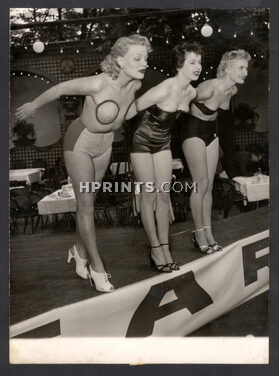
125, 80, 167, 120
195, 80, 214, 102
15, 76, 101, 121
135, 82, 167, 112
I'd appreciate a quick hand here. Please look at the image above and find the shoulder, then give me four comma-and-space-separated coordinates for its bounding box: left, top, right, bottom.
145, 78, 170, 100
197, 79, 216, 92
88, 74, 107, 92
188, 85, 197, 99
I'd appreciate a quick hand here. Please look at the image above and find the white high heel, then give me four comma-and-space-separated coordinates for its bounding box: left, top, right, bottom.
88, 265, 115, 293
67, 245, 88, 279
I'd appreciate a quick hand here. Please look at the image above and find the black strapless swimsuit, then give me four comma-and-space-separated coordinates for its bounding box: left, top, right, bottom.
131, 104, 178, 154
180, 102, 218, 147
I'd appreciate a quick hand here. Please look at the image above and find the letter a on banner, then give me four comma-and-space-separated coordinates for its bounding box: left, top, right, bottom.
126, 271, 213, 337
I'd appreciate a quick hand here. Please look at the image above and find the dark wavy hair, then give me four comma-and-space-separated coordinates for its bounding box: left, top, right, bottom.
172, 41, 203, 71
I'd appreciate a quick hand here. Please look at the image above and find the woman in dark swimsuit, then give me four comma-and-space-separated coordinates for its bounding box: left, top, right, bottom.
16, 34, 151, 292
181, 49, 251, 254
129, 42, 202, 272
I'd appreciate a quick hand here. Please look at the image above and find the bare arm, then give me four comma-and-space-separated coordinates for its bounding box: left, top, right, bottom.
135, 82, 168, 112
195, 81, 214, 102
15, 76, 101, 121
124, 80, 142, 120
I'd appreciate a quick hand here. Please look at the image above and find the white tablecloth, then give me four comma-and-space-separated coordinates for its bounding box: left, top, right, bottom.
10, 168, 44, 185
38, 186, 76, 215
233, 176, 269, 202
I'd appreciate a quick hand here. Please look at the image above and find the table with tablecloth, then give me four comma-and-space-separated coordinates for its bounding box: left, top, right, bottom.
232, 175, 269, 203
10, 168, 44, 185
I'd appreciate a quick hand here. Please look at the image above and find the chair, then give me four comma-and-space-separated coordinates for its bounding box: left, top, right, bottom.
213, 177, 243, 218
94, 190, 114, 228
12, 194, 41, 234
170, 177, 191, 222
10, 197, 19, 235
115, 191, 136, 226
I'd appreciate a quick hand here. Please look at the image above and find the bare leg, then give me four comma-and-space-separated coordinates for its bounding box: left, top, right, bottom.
182, 138, 209, 247
130, 152, 166, 266
203, 138, 219, 245
153, 150, 174, 264
68, 148, 112, 261
64, 148, 111, 273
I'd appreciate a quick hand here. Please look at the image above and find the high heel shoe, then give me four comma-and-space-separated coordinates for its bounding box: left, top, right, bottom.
67, 245, 88, 279
192, 229, 214, 255
160, 243, 180, 270
203, 226, 223, 251
150, 245, 172, 273
88, 265, 115, 293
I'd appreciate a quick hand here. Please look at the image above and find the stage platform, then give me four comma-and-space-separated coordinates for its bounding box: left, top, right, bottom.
10, 206, 269, 336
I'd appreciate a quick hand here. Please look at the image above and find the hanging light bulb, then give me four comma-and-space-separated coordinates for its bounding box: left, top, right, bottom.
181, 34, 185, 39
23, 10, 32, 18
49, 9, 57, 16
201, 23, 213, 37
149, 36, 153, 42
33, 40, 45, 53
60, 48, 64, 54
234, 32, 237, 38
218, 27, 222, 33
250, 31, 254, 36
76, 49, 80, 54
166, 38, 169, 44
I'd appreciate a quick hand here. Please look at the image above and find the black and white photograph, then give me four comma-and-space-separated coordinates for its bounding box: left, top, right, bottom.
8, 4, 270, 364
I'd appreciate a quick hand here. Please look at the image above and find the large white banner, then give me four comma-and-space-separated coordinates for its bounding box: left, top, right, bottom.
10, 230, 269, 339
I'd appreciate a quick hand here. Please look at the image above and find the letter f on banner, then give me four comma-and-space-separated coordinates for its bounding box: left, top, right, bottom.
126, 271, 213, 337
242, 237, 269, 286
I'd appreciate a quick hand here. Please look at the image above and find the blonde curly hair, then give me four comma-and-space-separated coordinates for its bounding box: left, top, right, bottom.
101, 34, 152, 79
217, 50, 251, 78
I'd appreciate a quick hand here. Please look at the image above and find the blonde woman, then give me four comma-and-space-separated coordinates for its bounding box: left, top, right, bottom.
181, 50, 251, 254
16, 35, 151, 292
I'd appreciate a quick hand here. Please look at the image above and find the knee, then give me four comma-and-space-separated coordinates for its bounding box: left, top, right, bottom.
196, 178, 209, 194
156, 190, 170, 204
77, 200, 94, 215
207, 179, 214, 192
141, 190, 156, 205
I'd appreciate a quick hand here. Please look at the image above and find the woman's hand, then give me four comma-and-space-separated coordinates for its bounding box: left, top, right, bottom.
15, 102, 36, 121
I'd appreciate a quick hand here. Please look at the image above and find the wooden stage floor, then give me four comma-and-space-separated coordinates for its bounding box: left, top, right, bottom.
10, 206, 269, 335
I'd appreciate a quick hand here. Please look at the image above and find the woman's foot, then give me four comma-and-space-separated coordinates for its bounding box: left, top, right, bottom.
150, 245, 172, 273
160, 243, 180, 270
204, 226, 223, 251
192, 229, 214, 255
67, 245, 88, 279
88, 265, 115, 292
